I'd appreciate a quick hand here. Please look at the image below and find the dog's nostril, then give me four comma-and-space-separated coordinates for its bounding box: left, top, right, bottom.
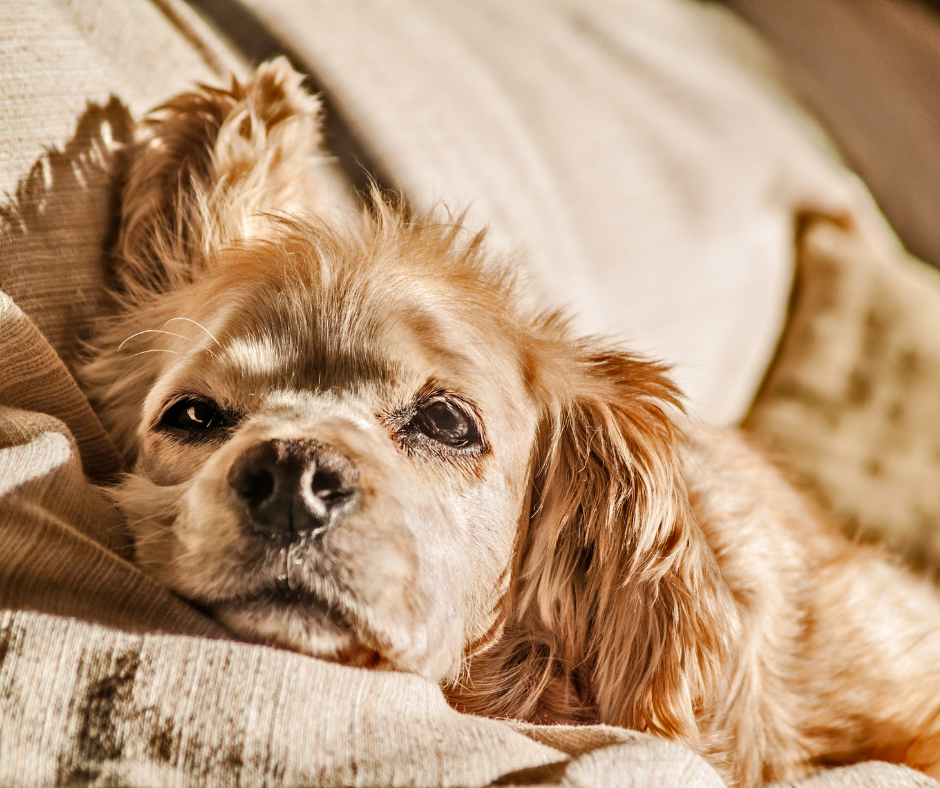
309, 468, 346, 500
233, 467, 275, 503
228, 443, 279, 504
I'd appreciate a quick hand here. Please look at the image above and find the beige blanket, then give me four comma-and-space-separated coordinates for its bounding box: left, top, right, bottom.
2, 0, 939, 784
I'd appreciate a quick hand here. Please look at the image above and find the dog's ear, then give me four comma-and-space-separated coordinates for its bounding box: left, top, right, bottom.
454, 337, 738, 749
114, 57, 322, 302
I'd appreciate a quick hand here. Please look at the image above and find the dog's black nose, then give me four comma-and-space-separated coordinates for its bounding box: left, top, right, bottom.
227, 439, 360, 539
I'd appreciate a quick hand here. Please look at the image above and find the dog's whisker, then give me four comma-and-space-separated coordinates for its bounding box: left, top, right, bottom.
117, 329, 190, 351
165, 317, 224, 348
129, 349, 182, 358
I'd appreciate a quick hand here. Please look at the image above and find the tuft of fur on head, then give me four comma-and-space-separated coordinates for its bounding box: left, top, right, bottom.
114, 56, 324, 308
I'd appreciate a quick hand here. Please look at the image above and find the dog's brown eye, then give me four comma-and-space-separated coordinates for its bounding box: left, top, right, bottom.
411, 400, 480, 447
160, 398, 228, 434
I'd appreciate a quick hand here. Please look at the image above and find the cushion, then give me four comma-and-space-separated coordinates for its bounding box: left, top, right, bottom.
745, 217, 940, 569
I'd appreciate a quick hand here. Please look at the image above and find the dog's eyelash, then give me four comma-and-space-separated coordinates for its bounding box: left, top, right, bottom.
390, 394, 486, 457
155, 395, 241, 441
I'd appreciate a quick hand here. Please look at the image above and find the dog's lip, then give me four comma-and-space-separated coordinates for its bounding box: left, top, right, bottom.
205, 582, 389, 669
208, 579, 357, 628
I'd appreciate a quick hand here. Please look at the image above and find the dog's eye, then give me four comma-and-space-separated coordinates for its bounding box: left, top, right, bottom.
159, 398, 228, 434
410, 400, 480, 447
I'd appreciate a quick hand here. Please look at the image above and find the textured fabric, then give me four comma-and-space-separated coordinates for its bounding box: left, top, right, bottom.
2, 607, 924, 787
0, 609, 730, 788
0, 610, 557, 787
0, 292, 119, 484
769, 761, 940, 788
509, 724, 727, 787
229, 0, 889, 427
745, 218, 940, 570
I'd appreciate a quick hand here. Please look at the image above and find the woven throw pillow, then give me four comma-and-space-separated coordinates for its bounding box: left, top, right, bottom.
745, 217, 940, 569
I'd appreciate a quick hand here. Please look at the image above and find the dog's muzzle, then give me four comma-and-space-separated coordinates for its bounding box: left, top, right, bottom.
227, 438, 360, 540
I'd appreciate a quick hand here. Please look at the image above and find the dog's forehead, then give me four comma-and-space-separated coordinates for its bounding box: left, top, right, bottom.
195, 243, 526, 405
214, 293, 398, 392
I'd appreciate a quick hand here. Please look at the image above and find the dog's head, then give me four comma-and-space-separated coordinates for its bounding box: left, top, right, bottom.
82, 59, 736, 745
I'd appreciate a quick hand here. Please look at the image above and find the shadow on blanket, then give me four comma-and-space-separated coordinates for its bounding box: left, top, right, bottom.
0, 98, 133, 370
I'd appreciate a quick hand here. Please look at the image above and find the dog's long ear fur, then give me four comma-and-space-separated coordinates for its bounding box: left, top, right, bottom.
114, 57, 322, 304
452, 333, 739, 751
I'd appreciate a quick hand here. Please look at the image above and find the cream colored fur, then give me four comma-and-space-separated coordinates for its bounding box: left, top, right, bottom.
79, 59, 940, 786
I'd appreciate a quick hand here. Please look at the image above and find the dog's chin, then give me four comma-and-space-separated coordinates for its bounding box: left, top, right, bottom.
210, 587, 388, 670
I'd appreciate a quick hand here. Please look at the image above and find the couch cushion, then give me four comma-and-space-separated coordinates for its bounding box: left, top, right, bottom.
745, 217, 940, 569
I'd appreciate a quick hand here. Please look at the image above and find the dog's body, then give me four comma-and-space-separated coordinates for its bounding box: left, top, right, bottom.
79, 60, 940, 786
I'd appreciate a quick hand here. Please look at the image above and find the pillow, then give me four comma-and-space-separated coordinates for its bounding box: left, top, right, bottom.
745, 217, 940, 569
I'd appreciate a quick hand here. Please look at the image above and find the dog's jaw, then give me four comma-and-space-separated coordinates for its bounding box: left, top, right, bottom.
212, 586, 387, 670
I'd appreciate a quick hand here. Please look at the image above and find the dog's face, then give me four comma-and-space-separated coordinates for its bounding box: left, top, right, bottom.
82, 59, 734, 741
98, 224, 542, 681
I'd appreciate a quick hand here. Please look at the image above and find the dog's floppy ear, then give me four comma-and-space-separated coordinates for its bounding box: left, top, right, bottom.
454, 336, 739, 749
114, 57, 322, 302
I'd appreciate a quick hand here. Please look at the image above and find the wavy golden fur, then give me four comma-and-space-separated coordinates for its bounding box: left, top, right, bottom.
80, 59, 940, 786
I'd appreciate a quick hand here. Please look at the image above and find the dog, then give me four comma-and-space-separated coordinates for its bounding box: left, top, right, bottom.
79, 59, 940, 786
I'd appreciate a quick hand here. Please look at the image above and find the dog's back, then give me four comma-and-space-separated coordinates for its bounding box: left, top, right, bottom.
686, 427, 940, 781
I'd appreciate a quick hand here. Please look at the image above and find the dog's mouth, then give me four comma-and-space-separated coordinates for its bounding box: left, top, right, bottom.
246, 581, 342, 611
211, 577, 352, 625
203, 578, 387, 669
